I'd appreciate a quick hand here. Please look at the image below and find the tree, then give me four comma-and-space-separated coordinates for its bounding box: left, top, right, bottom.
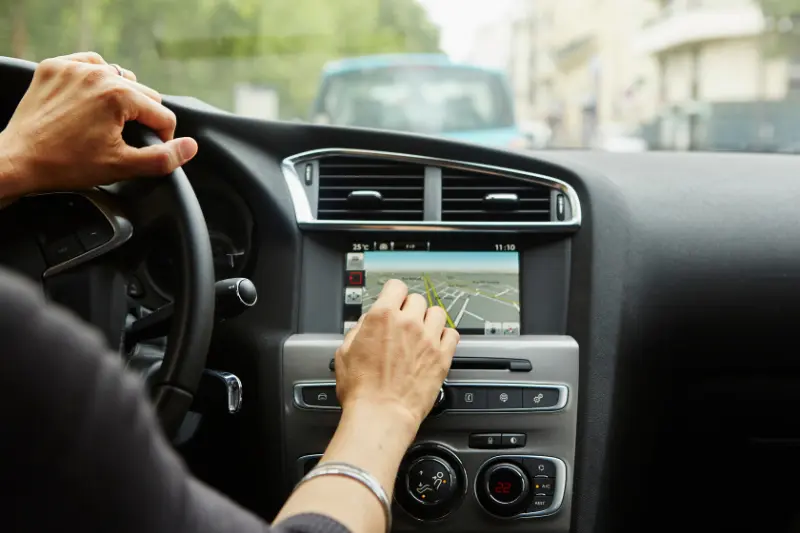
757, 0, 800, 58
0, 0, 441, 117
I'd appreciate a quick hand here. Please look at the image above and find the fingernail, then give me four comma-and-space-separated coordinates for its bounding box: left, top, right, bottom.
177, 138, 197, 162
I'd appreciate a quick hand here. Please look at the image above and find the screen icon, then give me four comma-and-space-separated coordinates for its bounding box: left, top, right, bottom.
502, 322, 520, 335
343, 321, 358, 334
346, 252, 364, 270
346, 271, 364, 286
484, 322, 503, 336
344, 287, 363, 305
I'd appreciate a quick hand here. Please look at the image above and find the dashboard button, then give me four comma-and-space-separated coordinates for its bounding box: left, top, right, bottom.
522, 387, 561, 409
501, 433, 526, 448
523, 457, 556, 478
300, 386, 339, 408
469, 433, 502, 449
43, 235, 84, 266
528, 495, 553, 512
487, 387, 522, 409
532, 477, 554, 495
450, 387, 487, 409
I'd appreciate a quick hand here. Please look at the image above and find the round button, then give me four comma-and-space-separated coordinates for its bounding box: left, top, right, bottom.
405, 455, 457, 506
484, 463, 529, 506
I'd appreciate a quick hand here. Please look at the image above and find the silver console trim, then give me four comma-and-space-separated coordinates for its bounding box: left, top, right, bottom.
40, 190, 134, 278
293, 381, 568, 413
280, 148, 581, 231
474, 455, 568, 519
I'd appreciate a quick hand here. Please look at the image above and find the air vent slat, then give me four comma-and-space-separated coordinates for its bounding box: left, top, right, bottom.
442, 170, 552, 222
316, 156, 425, 221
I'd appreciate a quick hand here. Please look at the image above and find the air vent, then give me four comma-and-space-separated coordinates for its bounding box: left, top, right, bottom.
442, 169, 552, 222
317, 156, 425, 221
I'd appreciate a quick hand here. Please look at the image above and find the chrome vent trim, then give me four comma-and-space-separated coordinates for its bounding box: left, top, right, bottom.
281, 148, 582, 232
317, 156, 425, 221
441, 168, 552, 222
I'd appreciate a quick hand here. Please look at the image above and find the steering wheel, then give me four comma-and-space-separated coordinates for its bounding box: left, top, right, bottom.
132, 130, 216, 436
0, 58, 216, 438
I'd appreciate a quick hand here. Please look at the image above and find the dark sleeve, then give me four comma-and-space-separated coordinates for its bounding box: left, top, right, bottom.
0, 268, 349, 533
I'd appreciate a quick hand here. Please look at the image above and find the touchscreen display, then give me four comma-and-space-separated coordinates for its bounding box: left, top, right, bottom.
343, 240, 520, 336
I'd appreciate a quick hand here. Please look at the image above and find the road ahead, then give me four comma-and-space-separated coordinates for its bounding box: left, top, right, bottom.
363, 272, 519, 330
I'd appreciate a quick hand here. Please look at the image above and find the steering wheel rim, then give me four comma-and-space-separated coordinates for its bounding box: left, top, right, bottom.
0, 57, 216, 437
137, 130, 216, 437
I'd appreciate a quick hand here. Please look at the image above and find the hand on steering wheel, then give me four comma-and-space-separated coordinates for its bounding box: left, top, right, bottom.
0, 53, 215, 437
0, 52, 197, 199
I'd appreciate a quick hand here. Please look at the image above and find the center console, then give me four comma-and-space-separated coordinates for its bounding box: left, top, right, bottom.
283, 336, 578, 532
279, 148, 581, 532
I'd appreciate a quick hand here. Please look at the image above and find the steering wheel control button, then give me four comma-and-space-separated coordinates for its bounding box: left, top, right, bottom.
127, 276, 145, 298
501, 433, 527, 448
77, 223, 113, 251
485, 463, 529, 506
469, 433, 503, 449
43, 235, 84, 265
532, 477, 554, 495
450, 386, 487, 409
523, 457, 556, 478
298, 385, 340, 409
522, 387, 560, 409
487, 387, 523, 409
406, 456, 457, 506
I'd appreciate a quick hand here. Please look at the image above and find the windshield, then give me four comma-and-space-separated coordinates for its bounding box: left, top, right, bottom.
315, 66, 514, 134
2, 0, 800, 152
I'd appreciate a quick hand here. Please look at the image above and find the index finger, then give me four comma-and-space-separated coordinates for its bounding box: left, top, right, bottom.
124, 89, 177, 142
371, 279, 409, 311
121, 78, 161, 103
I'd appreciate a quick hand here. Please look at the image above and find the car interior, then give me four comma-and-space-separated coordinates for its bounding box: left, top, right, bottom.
2, 55, 800, 533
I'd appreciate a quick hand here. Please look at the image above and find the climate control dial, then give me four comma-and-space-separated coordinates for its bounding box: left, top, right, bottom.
483, 462, 529, 507
395, 443, 466, 521
405, 455, 458, 506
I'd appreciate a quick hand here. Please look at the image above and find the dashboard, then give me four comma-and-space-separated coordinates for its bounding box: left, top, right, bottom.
3, 59, 800, 533
138, 177, 254, 305
281, 149, 579, 530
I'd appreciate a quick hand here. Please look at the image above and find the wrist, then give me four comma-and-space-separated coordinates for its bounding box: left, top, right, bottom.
341, 398, 419, 445
0, 131, 27, 199
321, 399, 419, 498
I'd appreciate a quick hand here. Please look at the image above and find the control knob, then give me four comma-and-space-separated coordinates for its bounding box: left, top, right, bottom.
476, 461, 531, 517
395, 443, 466, 521
405, 455, 458, 506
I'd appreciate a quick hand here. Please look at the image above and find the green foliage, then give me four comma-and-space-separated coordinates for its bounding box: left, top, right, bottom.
0, 0, 441, 117
757, 0, 800, 57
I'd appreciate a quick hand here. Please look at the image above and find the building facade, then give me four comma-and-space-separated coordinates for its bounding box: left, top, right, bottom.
636, 0, 796, 150
509, 0, 658, 147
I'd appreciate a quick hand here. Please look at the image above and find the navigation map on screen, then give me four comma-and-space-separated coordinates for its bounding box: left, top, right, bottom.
343, 248, 520, 335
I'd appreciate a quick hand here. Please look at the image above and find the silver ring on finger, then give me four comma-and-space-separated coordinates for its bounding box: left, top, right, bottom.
110, 63, 124, 77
